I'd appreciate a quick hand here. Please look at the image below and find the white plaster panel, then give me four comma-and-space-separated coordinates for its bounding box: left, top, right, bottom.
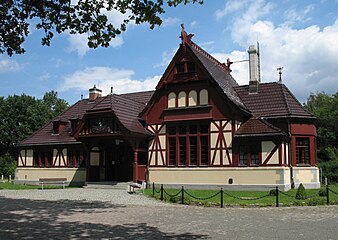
262, 141, 278, 164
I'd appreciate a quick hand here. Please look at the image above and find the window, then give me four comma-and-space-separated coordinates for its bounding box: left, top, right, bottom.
33, 150, 53, 167
188, 90, 197, 106
176, 63, 185, 73
68, 149, 86, 167
187, 62, 196, 72
238, 144, 260, 166
178, 91, 186, 107
296, 138, 310, 165
168, 92, 176, 108
167, 124, 209, 166
199, 89, 208, 105
87, 117, 120, 134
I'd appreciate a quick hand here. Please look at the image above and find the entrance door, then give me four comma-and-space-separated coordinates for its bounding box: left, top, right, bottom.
104, 147, 116, 181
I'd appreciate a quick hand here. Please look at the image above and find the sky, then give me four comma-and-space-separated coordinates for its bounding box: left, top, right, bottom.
1, 0, 338, 105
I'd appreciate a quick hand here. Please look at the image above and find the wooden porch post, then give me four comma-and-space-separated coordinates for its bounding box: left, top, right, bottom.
133, 150, 138, 182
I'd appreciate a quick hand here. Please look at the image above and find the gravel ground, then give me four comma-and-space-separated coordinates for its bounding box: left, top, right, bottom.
0, 188, 168, 206
1, 188, 338, 239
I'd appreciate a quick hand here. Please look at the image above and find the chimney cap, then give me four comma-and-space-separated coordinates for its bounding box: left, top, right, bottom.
89, 85, 102, 93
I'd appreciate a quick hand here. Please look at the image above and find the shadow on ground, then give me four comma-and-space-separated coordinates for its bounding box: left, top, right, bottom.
0, 196, 208, 239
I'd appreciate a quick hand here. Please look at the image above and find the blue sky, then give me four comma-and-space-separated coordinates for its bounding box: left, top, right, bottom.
1, 0, 338, 105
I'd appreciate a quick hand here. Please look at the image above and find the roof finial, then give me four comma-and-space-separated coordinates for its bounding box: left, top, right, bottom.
180, 23, 194, 45
110, 85, 113, 95
277, 66, 283, 83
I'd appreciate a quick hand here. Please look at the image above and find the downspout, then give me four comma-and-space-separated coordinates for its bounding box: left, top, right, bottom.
287, 119, 294, 188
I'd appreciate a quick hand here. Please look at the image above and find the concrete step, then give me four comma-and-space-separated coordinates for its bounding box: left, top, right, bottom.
83, 181, 132, 190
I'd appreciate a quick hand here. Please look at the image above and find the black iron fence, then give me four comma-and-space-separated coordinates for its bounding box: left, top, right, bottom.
151, 182, 338, 208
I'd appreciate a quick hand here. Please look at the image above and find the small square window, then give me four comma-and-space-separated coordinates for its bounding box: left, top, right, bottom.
187, 62, 196, 72
176, 64, 184, 73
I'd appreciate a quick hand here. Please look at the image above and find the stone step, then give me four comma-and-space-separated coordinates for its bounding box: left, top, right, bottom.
83, 181, 132, 190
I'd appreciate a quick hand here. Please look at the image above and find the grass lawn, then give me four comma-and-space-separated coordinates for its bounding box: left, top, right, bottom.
0, 181, 69, 190
144, 185, 338, 207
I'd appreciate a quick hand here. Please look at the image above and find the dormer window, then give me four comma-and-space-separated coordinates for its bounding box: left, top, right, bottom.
53, 121, 59, 134
70, 118, 79, 133
176, 63, 185, 73
187, 62, 196, 72
176, 62, 196, 74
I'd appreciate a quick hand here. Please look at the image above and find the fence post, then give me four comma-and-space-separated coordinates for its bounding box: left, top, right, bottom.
152, 182, 155, 197
326, 180, 329, 205
220, 188, 223, 208
160, 184, 163, 201
276, 186, 279, 207
181, 186, 184, 204
9, 175, 11, 182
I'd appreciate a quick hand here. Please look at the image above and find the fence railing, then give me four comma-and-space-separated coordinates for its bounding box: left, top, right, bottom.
151, 182, 338, 208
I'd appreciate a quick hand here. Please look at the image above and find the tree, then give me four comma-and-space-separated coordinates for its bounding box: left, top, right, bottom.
0, 0, 203, 56
0, 91, 69, 156
304, 92, 338, 182
304, 92, 338, 161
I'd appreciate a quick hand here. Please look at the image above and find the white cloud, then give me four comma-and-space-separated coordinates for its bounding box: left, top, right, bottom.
58, 67, 158, 95
67, 32, 124, 56
0, 58, 23, 73
215, 0, 249, 20
154, 48, 178, 68
162, 17, 181, 27
39, 73, 51, 81
283, 5, 314, 26
216, 0, 338, 101
212, 51, 248, 86
190, 21, 198, 29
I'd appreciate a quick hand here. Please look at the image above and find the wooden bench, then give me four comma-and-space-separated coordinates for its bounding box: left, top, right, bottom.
39, 178, 67, 190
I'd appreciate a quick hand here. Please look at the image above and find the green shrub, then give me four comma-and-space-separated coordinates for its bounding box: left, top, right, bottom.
0, 153, 16, 178
295, 183, 307, 200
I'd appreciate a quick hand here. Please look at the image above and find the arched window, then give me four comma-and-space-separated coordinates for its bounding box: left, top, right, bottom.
199, 89, 208, 105
188, 90, 197, 106
178, 91, 186, 107
168, 92, 176, 108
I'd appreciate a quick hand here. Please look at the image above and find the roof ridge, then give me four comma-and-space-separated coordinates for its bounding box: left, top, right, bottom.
190, 41, 230, 73
280, 84, 291, 115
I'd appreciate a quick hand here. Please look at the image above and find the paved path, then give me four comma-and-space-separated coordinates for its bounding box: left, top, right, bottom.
0, 189, 338, 239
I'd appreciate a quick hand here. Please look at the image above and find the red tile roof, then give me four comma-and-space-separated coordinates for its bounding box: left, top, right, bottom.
18, 98, 103, 146
18, 91, 151, 147
235, 117, 287, 137
234, 82, 314, 118
188, 43, 245, 108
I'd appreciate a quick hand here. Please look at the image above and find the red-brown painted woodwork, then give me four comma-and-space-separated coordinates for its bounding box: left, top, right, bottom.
289, 123, 317, 166
290, 124, 316, 136
163, 106, 212, 122
137, 165, 146, 181
290, 135, 316, 166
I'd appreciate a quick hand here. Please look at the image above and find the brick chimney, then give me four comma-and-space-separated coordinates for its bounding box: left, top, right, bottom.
248, 44, 261, 94
89, 85, 102, 100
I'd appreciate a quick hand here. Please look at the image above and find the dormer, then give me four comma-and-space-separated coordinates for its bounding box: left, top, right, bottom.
69, 116, 80, 133
52, 119, 68, 134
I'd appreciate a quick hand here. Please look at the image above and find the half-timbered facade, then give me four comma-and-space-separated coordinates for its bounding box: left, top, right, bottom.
16, 26, 319, 190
